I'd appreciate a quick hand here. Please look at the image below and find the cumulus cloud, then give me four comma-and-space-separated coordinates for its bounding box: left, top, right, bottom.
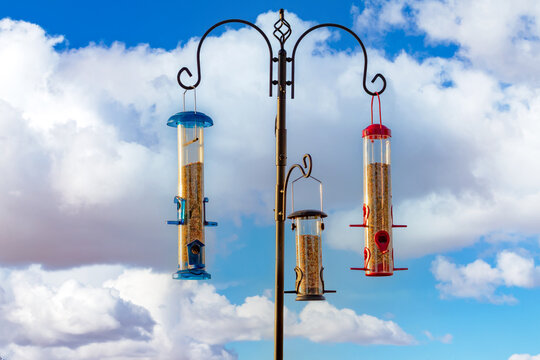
0, 13, 373, 268
431, 250, 540, 304
2, 4, 539, 359
105, 267, 415, 347
0, 265, 154, 353
412, 0, 540, 85
352, 0, 409, 36
1, 6, 540, 272
354, 0, 540, 84
0, 265, 414, 359
349, 0, 540, 260
290, 302, 414, 345
0, 17, 181, 268
326, 51, 540, 259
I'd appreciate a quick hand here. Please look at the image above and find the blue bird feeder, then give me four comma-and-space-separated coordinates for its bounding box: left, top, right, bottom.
167, 109, 217, 280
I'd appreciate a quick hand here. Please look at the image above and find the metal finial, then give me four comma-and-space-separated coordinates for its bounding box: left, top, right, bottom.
273, 9, 292, 49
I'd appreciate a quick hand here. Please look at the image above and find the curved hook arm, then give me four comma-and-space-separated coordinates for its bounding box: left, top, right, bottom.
177, 19, 275, 96
279, 154, 312, 221
290, 23, 386, 98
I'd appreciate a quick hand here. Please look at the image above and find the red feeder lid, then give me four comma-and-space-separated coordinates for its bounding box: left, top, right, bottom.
362, 124, 391, 138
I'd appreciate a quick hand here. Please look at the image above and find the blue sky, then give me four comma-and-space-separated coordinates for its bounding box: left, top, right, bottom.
0, 0, 540, 359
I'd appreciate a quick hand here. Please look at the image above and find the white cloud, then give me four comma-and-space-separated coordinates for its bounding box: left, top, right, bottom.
105, 267, 414, 346
431, 250, 540, 304
290, 302, 414, 345
2, 5, 539, 358
509, 354, 540, 360
497, 250, 540, 287
412, 0, 540, 85
0, 265, 154, 351
0, 17, 181, 268
0, 265, 414, 359
325, 49, 540, 259
352, 0, 408, 36
1, 6, 540, 270
423, 330, 452, 344
353, 0, 540, 85
0, 14, 339, 268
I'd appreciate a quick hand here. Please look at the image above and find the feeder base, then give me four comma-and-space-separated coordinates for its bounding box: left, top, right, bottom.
173, 269, 211, 280
295, 294, 326, 301
365, 272, 393, 277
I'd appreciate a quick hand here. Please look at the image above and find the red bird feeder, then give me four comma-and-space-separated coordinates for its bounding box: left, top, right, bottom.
350, 94, 407, 276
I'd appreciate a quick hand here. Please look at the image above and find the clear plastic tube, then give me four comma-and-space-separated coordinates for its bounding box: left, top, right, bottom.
295, 216, 323, 296
363, 134, 393, 276
178, 124, 206, 271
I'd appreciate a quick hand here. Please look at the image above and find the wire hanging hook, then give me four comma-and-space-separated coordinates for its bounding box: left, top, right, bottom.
370, 92, 382, 126
291, 174, 324, 215
182, 87, 197, 113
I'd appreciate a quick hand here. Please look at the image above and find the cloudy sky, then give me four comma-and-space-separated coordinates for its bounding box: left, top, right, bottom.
1, 0, 540, 359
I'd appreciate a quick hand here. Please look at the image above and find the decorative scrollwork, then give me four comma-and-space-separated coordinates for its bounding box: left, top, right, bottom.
177, 19, 275, 96
294, 266, 303, 293
286, 153, 312, 181
176, 11, 386, 100
290, 23, 387, 97
273, 9, 292, 49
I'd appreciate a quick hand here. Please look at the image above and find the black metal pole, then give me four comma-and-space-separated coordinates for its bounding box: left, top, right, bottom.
274, 45, 287, 360
176, 9, 386, 360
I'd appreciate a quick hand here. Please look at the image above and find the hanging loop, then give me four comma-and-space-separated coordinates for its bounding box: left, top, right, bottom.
370, 92, 382, 126
291, 174, 323, 215
182, 87, 197, 113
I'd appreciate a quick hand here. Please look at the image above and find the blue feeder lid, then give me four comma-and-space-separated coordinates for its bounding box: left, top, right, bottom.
167, 111, 214, 128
